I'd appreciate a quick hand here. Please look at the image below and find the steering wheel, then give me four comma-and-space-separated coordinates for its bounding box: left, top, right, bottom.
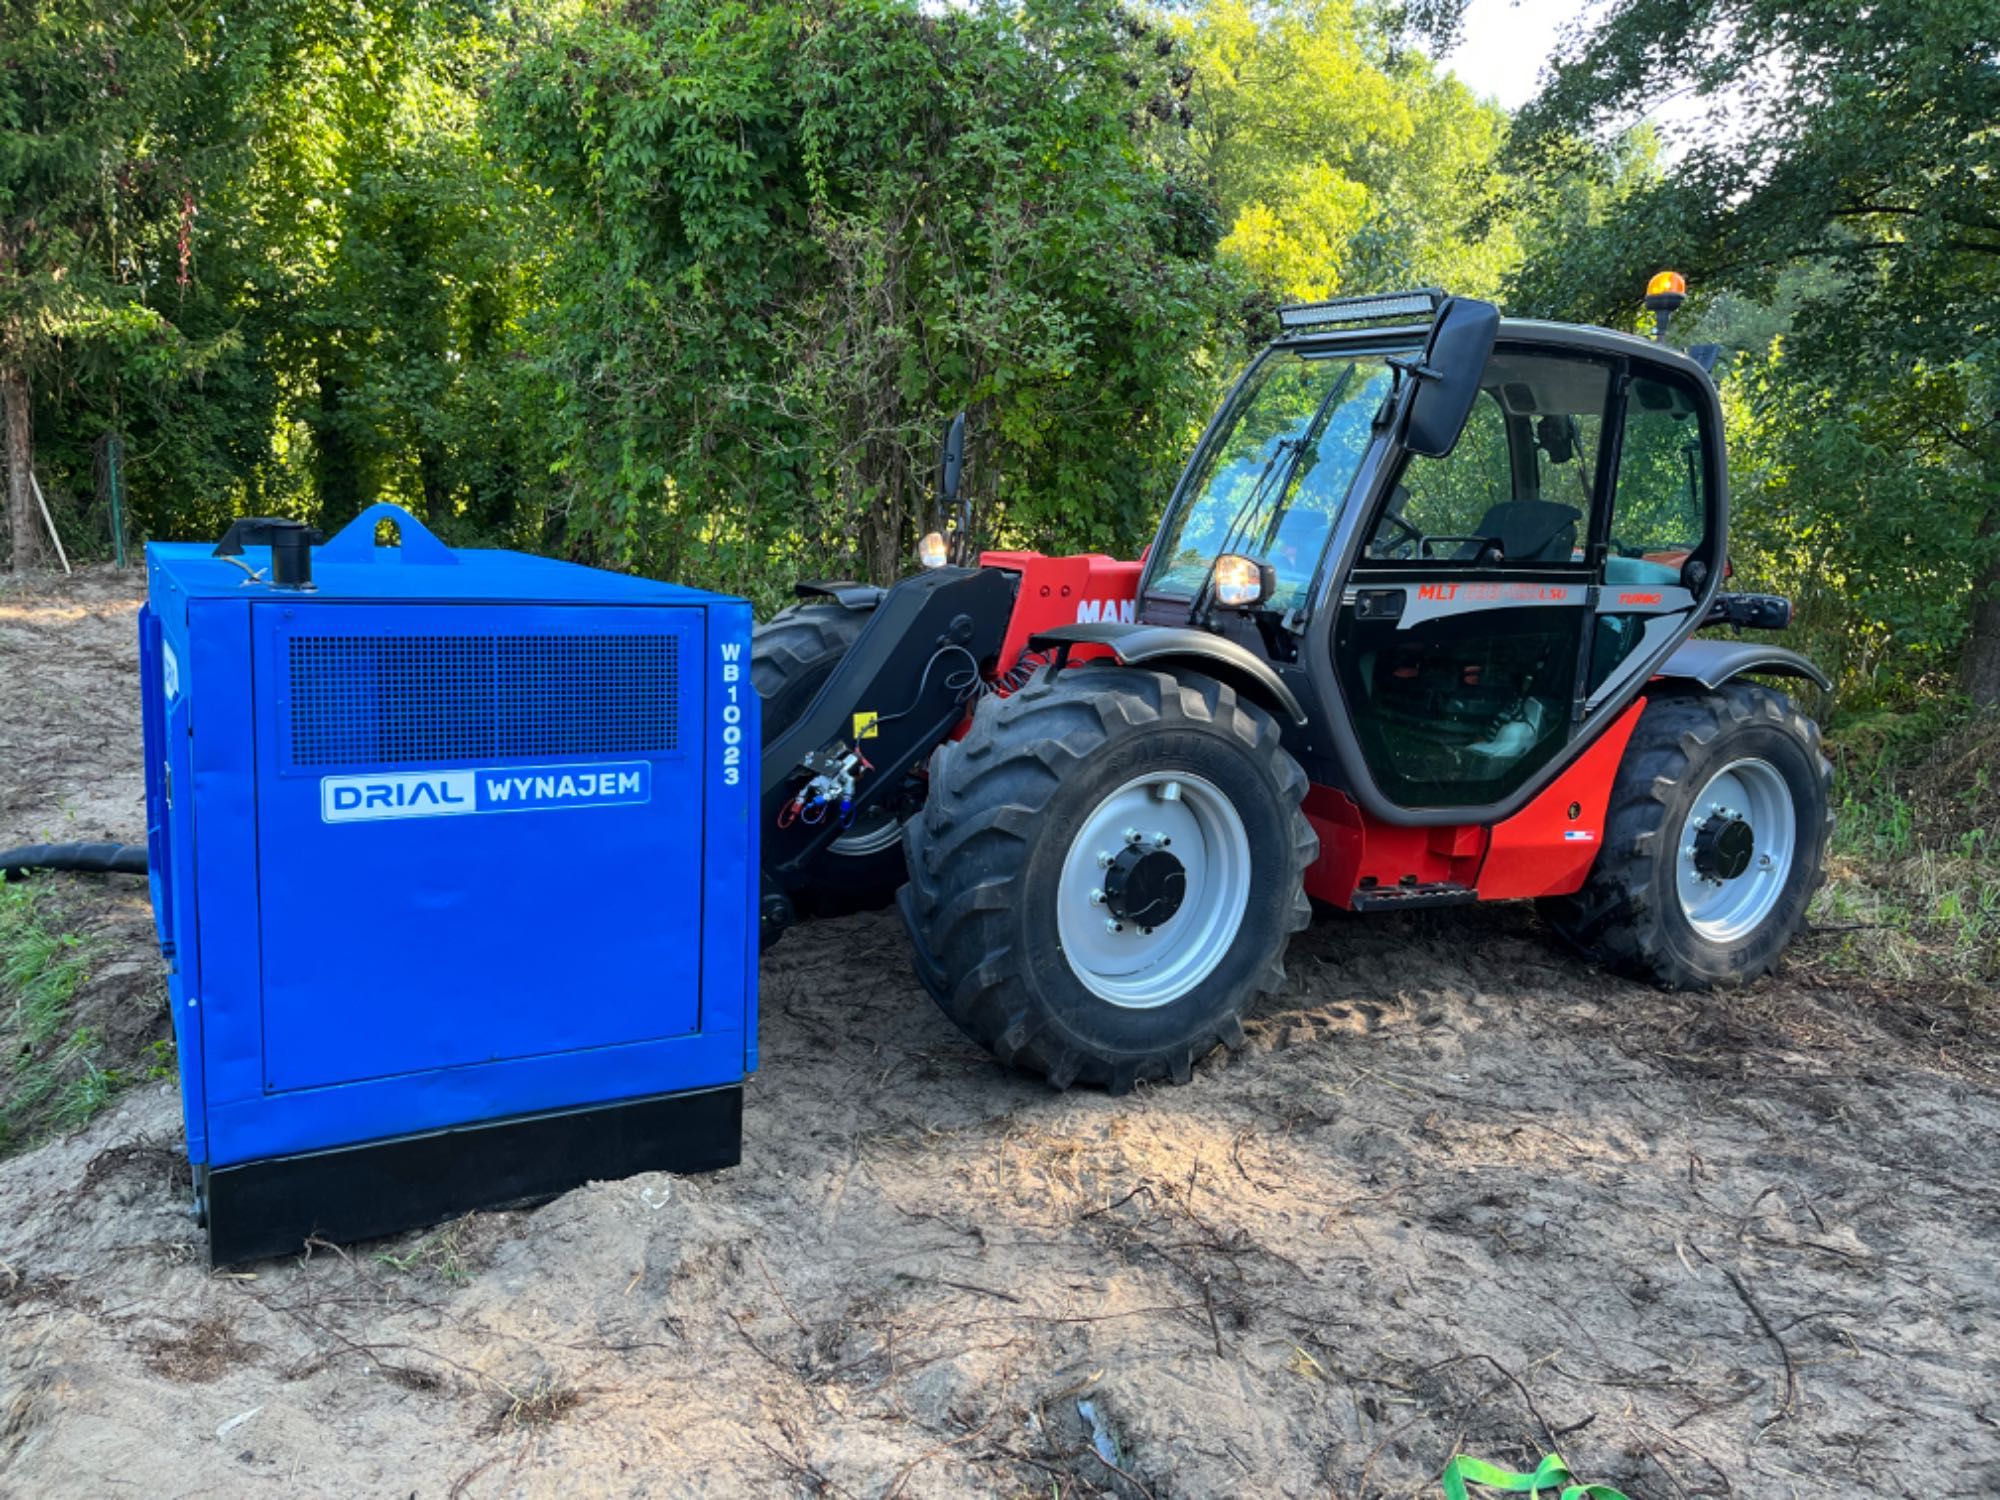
1375, 512, 1425, 558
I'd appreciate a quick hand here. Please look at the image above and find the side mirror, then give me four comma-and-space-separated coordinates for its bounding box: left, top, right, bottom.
938, 412, 967, 504
1403, 297, 1500, 458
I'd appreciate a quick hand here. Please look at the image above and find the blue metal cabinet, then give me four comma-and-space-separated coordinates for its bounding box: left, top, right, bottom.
139, 505, 758, 1263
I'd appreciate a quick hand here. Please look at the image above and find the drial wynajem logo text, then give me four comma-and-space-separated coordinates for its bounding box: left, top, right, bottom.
321, 762, 652, 823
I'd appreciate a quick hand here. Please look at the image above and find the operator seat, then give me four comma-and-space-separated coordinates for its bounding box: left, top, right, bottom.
1456, 500, 1581, 563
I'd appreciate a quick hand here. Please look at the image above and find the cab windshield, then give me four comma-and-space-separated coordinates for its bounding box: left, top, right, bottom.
1148, 349, 1395, 611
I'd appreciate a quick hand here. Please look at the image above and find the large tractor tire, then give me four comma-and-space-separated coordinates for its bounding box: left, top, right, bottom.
752, 603, 908, 916
900, 665, 1317, 1093
1540, 682, 1832, 989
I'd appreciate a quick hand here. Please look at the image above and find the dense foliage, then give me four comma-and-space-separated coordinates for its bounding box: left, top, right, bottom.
1507, 0, 2000, 705
1173, 0, 1513, 299
0, 0, 1512, 611
494, 0, 1243, 597
0, 1, 270, 564
3, 0, 1993, 705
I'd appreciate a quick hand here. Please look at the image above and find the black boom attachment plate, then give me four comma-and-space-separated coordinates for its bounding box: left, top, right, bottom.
761, 566, 1016, 928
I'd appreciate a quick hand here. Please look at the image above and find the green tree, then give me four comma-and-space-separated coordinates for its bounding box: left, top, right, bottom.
203, 0, 535, 541
0, 1, 268, 567
1172, 0, 1516, 301
1509, 0, 2000, 704
5, 1, 543, 562
493, 0, 1238, 600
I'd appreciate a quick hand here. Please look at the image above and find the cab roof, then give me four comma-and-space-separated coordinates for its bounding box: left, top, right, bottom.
1272, 312, 1721, 393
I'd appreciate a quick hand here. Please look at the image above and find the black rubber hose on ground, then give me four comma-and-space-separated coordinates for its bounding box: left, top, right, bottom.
0, 843, 148, 881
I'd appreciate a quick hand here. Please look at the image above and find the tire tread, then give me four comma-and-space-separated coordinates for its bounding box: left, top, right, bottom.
1541, 682, 1832, 988
901, 666, 1316, 1092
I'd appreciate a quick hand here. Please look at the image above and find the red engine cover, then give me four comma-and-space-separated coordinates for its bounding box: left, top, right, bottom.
980, 550, 1144, 675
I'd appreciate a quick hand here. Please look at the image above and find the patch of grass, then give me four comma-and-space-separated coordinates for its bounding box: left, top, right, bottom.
0, 880, 127, 1148
54, 1048, 130, 1131
1810, 709, 2000, 983
143, 1036, 176, 1080
1, 882, 91, 1044
376, 1214, 481, 1284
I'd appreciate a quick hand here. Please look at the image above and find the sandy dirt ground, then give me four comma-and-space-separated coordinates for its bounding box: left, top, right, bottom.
1, 566, 1996, 1499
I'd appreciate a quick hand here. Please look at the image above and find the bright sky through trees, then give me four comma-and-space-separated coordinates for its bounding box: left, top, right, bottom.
1441, 0, 1578, 108
1441, 0, 1714, 148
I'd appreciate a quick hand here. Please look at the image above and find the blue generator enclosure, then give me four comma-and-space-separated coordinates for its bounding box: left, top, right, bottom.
138, 504, 757, 1264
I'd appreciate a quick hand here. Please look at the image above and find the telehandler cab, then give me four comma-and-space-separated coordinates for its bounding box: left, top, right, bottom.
754, 280, 1833, 1093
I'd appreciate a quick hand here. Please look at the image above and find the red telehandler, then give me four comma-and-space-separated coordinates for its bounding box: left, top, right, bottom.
753, 279, 1832, 1092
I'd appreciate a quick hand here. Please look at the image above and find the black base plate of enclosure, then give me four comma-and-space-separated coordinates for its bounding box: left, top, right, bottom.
202, 1084, 742, 1267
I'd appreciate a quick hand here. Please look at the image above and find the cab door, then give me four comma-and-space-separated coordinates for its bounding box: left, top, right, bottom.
1584, 369, 1718, 708
1333, 350, 1614, 812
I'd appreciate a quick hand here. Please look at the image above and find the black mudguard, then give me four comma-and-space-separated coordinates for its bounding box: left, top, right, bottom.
1657, 638, 1832, 693
1028, 621, 1309, 725
793, 579, 887, 610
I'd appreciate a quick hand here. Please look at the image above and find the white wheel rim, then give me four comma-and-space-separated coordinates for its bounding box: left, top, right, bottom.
830, 811, 902, 858
1676, 757, 1796, 943
1055, 772, 1253, 1009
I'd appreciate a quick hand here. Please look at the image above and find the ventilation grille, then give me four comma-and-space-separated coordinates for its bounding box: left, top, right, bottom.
287, 634, 679, 768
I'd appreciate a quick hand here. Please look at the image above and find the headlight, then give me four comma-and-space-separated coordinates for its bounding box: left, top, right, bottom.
917, 531, 949, 569
1213, 552, 1271, 608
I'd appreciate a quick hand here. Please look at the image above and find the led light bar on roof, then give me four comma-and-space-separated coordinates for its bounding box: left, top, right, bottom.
1277, 288, 1446, 331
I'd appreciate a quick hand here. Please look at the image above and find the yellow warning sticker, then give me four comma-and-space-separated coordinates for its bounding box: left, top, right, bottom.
851, 710, 880, 740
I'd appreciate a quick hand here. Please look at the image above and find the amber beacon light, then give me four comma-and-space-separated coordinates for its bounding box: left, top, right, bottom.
1643, 270, 1688, 340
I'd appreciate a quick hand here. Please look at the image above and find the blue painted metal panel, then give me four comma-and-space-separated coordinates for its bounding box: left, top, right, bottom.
189, 595, 266, 1125
137, 571, 215, 1165
251, 601, 705, 1093
695, 595, 757, 1080
202, 1027, 748, 1164
140, 505, 757, 1183
137, 605, 172, 952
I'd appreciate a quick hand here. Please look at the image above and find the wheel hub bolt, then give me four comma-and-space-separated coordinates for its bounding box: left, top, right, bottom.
1124, 828, 1143, 845
1105, 918, 1123, 934
1090, 888, 1106, 906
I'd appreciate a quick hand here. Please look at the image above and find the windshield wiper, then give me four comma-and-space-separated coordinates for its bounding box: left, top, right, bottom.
1186, 435, 1304, 626
1188, 363, 1358, 628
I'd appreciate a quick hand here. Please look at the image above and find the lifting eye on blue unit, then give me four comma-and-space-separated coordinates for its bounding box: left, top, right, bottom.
213, 516, 324, 590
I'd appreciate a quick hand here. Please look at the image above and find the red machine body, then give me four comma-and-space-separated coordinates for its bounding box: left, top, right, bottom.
980, 549, 1144, 668
974, 549, 1636, 908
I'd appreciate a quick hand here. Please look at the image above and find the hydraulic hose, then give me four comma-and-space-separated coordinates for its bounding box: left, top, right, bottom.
0, 842, 148, 881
